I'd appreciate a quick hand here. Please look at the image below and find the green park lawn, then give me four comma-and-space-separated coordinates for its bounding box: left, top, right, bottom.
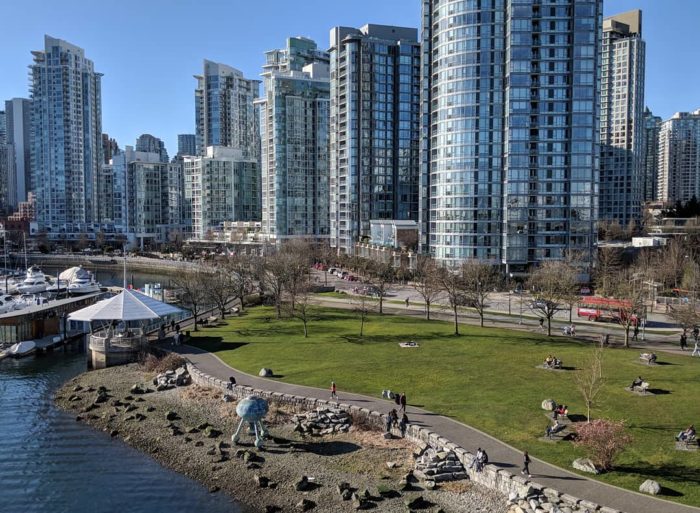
190, 306, 700, 506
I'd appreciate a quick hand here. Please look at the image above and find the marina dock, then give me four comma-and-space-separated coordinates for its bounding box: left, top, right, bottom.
0, 293, 103, 344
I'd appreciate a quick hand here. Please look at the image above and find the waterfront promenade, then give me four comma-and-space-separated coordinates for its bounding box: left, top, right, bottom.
171, 342, 699, 513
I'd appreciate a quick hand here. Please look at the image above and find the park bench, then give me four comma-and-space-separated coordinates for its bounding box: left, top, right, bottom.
639, 353, 657, 365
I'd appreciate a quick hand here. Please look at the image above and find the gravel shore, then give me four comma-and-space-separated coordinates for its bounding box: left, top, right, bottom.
55, 364, 507, 513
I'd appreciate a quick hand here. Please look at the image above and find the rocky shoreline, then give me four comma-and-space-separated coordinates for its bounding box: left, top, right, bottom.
55, 363, 507, 513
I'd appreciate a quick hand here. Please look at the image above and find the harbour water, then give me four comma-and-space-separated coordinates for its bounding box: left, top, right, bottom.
0, 350, 244, 513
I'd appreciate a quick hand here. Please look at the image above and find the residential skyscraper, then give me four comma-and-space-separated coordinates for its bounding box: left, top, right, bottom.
420, 0, 602, 274
135, 133, 168, 163
101, 133, 119, 165
3, 99, 32, 208
599, 10, 645, 226
194, 60, 260, 160
257, 36, 330, 242
0, 110, 6, 143
329, 24, 421, 254
177, 134, 196, 157
657, 110, 700, 205
30, 36, 103, 229
183, 146, 261, 239
642, 108, 661, 202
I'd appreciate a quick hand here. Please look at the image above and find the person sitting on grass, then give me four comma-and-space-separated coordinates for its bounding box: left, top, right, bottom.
544, 355, 554, 367
677, 425, 696, 441
555, 404, 568, 416
631, 376, 644, 389
553, 356, 562, 367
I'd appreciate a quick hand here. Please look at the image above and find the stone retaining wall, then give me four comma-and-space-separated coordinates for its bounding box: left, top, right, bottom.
186, 363, 625, 513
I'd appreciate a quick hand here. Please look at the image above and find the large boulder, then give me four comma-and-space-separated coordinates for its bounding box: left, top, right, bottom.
639, 480, 661, 495
572, 458, 600, 475
541, 399, 557, 411
259, 368, 273, 377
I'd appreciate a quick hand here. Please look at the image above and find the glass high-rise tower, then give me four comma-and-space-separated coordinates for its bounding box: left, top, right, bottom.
257, 37, 330, 242
421, 0, 602, 275
329, 24, 421, 254
30, 36, 103, 229
599, 10, 645, 226
194, 60, 260, 160
641, 108, 661, 203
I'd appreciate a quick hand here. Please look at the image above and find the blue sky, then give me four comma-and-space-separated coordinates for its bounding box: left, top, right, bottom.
1, 0, 697, 155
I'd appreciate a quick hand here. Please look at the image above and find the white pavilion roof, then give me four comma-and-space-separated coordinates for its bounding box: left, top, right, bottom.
69, 289, 183, 322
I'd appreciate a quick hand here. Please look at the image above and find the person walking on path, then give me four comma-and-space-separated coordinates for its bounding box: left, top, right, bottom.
521, 450, 532, 478
692, 339, 700, 357
330, 381, 338, 400
680, 332, 688, 351
632, 324, 640, 341
170, 319, 175, 332
538, 318, 545, 331
405, 297, 410, 308
399, 392, 407, 413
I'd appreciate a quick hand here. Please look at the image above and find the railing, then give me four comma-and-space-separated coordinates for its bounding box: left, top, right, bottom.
88, 329, 147, 352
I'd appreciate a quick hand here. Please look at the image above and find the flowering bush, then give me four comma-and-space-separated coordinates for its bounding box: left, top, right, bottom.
574, 419, 632, 471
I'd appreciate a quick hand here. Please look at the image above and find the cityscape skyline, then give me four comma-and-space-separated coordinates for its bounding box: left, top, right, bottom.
1, 0, 699, 155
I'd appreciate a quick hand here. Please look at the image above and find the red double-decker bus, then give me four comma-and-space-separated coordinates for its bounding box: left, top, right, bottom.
577, 297, 639, 324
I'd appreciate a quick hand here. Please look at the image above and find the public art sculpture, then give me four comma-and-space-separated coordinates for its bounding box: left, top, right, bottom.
232, 396, 269, 448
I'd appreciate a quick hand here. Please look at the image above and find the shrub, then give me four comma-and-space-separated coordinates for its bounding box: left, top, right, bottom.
574, 419, 632, 471
140, 352, 186, 373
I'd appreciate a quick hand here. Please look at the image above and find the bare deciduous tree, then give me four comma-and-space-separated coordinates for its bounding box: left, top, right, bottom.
412, 256, 441, 320
528, 261, 579, 336
351, 293, 376, 338
202, 266, 235, 319
438, 267, 467, 336
574, 346, 605, 422
226, 254, 255, 311
367, 261, 395, 315
608, 268, 647, 348
285, 276, 314, 338
461, 260, 500, 327
173, 268, 210, 331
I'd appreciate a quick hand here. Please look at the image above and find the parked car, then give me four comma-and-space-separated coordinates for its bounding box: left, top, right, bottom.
346, 275, 358, 281
328, 268, 337, 275
579, 286, 593, 296
530, 300, 548, 310
339, 271, 348, 279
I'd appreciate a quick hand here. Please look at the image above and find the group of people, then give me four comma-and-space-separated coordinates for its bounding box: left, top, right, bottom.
680, 326, 700, 356
386, 409, 409, 437
630, 375, 646, 390
552, 404, 568, 419
562, 324, 576, 336
676, 425, 696, 442
468, 447, 489, 472
544, 355, 562, 368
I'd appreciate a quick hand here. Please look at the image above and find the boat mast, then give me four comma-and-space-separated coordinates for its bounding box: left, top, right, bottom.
23, 232, 27, 270
123, 244, 127, 290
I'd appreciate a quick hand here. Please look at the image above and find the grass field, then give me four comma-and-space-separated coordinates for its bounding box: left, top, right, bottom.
190, 306, 700, 506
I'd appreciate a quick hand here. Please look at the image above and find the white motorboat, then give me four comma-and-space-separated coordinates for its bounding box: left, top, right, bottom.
16, 266, 48, 294
8, 340, 36, 358
49, 266, 102, 295
0, 294, 18, 314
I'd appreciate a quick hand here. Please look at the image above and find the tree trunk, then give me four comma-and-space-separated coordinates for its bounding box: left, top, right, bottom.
238, 295, 245, 311
275, 298, 282, 319
426, 301, 430, 320
379, 295, 384, 314
303, 319, 308, 338
479, 311, 484, 327
547, 316, 552, 337
360, 315, 365, 337
453, 305, 460, 336
624, 326, 630, 348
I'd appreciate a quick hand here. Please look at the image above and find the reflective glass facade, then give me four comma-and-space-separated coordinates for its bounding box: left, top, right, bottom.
194, 60, 260, 161
330, 24, 421, 254
183, 147, 261, 239
641, 108, 661, 202
258, 37, 330, 241
599, 10, 645, 225
30, 36, 103, 229
657, 111, 700, 205
421, 0, 601, 273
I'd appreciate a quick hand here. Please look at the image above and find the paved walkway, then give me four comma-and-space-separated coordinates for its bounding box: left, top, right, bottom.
170, 342, 699, 513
